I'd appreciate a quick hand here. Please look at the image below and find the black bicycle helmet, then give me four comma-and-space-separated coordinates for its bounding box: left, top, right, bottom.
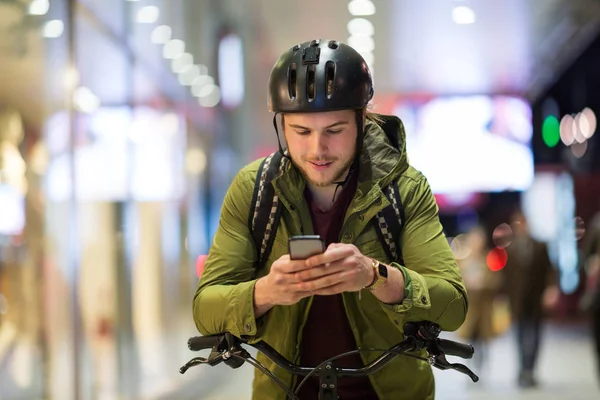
268, 39, 374, 113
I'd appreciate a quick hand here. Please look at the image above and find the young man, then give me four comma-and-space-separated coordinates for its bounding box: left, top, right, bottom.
193, 39, 467, 399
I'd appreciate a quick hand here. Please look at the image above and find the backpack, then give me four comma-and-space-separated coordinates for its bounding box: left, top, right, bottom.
249, 120, 406, 270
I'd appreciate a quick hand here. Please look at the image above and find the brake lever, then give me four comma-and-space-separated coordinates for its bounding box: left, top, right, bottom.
431, 353, 479, 382
179, 356, 210, 374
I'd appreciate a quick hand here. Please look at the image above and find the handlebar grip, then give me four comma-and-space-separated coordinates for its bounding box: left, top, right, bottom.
438, 339, 474, 359
188, 335, 224, 351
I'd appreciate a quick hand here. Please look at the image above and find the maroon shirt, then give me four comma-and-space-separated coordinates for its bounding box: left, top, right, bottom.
295, 171, 379, 400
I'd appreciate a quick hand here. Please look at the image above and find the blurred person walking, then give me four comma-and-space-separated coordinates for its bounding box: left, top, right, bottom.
457, 225, 502, 372
503, 211, 558, 388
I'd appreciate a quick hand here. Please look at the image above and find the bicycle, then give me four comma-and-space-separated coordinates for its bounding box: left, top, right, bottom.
180, 320, 479, 399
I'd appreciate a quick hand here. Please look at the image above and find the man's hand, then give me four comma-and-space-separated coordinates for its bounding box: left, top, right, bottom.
253, 254, 314, 317
294, 243, 375, 295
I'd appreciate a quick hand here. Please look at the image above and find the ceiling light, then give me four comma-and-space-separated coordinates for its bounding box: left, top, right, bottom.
43, 20, 64, 38
348, 0, 375, 16
29, 0, 49, 16
163, 39, 185, 59
452, 6, 476, 25
191, 76, 215, 96
198, 85, 221, 108
347, 18, 374, 36
136, 6, 160, 24
151, 25, 172, 44
172, 53, 194, 73
178, 65, 200, 86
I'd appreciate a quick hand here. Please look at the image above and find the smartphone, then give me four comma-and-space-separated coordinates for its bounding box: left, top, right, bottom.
288, 235, 325, 260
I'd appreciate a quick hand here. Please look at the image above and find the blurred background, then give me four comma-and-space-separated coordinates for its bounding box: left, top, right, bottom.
0, 0, 600, 399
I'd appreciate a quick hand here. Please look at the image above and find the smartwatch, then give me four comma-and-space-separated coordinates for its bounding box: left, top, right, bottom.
365, 259, 388, 291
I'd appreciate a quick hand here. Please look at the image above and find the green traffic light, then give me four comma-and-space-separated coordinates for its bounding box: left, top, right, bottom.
542, 115, 560, 147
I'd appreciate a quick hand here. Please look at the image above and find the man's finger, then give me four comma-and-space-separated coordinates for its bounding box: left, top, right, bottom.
327, 242, 343, 250
294, 263, 345, 282
296, 271, 345, 292
311, 282, 347, 296
278, 259, 315, 273
306, 246, 353, 268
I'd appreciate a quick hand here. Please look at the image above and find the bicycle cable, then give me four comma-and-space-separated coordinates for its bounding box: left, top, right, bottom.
293, 347, 428, 395
230, 353, 300, 400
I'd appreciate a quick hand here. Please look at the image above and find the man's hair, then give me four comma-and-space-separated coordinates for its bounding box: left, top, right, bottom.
365, 110, 384, 126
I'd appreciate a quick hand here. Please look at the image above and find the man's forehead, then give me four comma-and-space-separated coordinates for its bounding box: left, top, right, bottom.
283, 110, 354, 126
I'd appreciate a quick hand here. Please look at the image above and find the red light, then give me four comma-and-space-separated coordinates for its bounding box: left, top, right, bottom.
196, 255, 208, 279
487, 247, 508, 271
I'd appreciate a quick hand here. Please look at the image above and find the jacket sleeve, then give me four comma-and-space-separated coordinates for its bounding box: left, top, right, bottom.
192, 166, 265, 339
380, 175, 468, 331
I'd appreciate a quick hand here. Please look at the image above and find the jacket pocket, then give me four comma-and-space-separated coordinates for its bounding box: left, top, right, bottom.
357, 237, 392, 265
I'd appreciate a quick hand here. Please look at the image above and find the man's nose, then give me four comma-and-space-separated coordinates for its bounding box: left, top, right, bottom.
310, 131, 328, 154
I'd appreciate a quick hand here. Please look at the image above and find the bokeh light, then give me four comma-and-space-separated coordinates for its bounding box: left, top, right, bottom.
542, 115, 560, 147
573, 113, 587, 143
560, 114, 575, 145
580, 107, 597, 139
571, 140, 588, 158
451, 234, 471, 260
43, 20, 65, 39
487, 247, 508, 271
163, 39, 185, 59
492, 223, 513, 248
151, 25, 172, 44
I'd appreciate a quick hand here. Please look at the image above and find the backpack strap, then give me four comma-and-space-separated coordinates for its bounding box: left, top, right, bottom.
374, 180, 405, 265
249, 152, 405, 268
249, 151, 289, 269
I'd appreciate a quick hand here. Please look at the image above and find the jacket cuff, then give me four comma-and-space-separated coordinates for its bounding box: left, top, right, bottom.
381, 264, 431, 314
231, 279, 262, 339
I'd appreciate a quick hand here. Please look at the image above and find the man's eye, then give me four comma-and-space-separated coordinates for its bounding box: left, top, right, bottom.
328, 129, 342, 134
295, 130, 310, 135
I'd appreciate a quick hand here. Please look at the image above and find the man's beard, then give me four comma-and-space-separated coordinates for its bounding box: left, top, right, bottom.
291, 154, 355, 188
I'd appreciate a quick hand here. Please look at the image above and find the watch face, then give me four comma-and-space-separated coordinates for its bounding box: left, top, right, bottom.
378, 263, 388, 278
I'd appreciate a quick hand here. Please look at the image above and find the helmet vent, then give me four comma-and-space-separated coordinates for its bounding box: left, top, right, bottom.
306, 65, 316, 101
288, 63, 297, 100
325, 61, 335, 99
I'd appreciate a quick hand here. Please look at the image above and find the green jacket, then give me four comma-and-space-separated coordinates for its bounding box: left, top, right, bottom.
193, 115, 468, 399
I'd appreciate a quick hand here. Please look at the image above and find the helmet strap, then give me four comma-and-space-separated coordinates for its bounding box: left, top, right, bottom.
331, 160, 357, 203
272, 113, 291, 159
355, 109, 364, 160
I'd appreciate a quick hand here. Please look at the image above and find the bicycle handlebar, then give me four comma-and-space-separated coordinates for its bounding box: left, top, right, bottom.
188, 335, 223, 351
437, 338, 474, 359
180, 321, 479, 399
188, 334, 474, 370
